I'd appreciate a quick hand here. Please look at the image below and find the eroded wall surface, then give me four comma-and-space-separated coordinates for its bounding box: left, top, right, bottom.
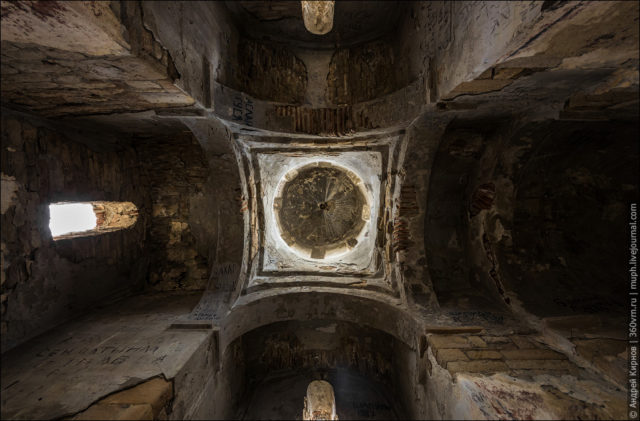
0, 111, 149, 352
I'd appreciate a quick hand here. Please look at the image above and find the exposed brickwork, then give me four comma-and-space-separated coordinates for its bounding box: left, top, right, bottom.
272, 100, 419, 135
232, 39, 307, 104
427, 333, 577, 378
392, 219, 412, 254
447, 360, 509, 374
397, 185, 419, 218
1, 41, 192, 117
465, 350, 502, 360
434, 348, 468, 366
136, 133, 209, 291
274, 105, 355, 136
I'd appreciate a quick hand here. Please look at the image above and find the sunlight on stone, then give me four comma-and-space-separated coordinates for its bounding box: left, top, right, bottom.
301, 0, 334, 35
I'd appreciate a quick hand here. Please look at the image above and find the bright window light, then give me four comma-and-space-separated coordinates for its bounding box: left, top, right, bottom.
49, 203, 97, 237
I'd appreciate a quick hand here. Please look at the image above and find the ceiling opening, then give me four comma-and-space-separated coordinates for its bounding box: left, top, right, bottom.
49, 203, 97, 238
275, 162, 369, 260
49, 202, 139, 240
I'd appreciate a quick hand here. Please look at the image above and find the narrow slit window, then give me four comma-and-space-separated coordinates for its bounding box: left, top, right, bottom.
49, 203, 96, 237
49, 201, 138, 240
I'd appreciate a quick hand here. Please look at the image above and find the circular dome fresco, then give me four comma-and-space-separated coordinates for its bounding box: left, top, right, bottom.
274, 163, 370, 260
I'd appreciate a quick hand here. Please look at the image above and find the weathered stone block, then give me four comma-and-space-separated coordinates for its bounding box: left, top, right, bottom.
510, 335, 538, 349
573, 338, 627, 386
424, 326, 484, 335
501, 349, 565, 360
442, 79, 513, 100
505, 359, 574, 370
467, 336, 487, 348
427, 334, 471, 349
435, 348, 469, 366
465, 350, 502, 360
447, 360, 509, 374
510, 369, 571, 377
71, 403, 154, 420
101, 377, 172, 416
481, 335, 511, 344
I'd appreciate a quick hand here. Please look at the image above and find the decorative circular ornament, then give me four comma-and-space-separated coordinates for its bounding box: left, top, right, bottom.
274, 162, 369, 259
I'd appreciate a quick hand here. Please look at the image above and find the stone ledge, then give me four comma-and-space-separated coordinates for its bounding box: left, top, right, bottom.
69, 377, 172, 421
447, 360, 509, 374
71, 403, 154, 420
510, 335, 540, 349
427, 334, 471, 349
468, 336, 487, 347
465, 350, 502, 360
500, 349, 566, 360
435, 348, 469, 366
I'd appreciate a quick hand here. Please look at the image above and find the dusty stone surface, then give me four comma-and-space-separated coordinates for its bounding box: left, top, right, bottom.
71, 377, 172, 420
326, 39, 405, 106
70, 403, 154, 421
100, 377, 172, 416
1, 1, 193, 118
136, 132, 210, 291
0, 292, 210, 420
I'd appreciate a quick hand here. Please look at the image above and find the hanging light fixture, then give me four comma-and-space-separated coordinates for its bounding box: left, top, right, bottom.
301, 1, 335, 35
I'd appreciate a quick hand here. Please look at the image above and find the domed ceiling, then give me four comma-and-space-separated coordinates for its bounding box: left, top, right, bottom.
233, 130, 404, 297
276, 164, 367, 257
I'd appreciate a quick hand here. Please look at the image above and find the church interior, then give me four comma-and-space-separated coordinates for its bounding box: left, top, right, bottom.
1, 1, 639, 419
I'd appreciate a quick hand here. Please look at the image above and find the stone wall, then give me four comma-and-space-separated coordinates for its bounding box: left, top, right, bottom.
416, 332, 626, 419
326, 39, 402, 106
136, 132, 210, 291
232, 39, 307, 104
396, 1, 639, 102
0, 111, 149, 352
140, 1, 239, 108
242, 320, 398, 386
68, 377, 173, 420
490, 119, 639, 318
237, 319, 409, 419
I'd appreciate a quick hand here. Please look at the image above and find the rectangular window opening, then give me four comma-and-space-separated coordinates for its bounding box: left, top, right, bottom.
49, 203, 97, 237
49, 201, 138, 240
